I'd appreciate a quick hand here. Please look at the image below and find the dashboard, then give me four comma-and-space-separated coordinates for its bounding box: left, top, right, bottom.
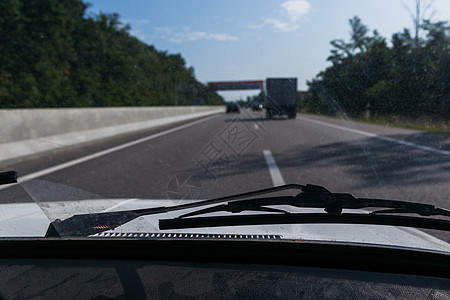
0, 238, 448, 299
1, 259, 449, 299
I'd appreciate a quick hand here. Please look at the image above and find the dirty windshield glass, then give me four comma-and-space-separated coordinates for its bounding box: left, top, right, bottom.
0, 0, 449, 245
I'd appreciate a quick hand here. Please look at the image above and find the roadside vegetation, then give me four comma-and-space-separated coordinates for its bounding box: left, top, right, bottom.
0, 0, 223, 108
300, 6, 449, 128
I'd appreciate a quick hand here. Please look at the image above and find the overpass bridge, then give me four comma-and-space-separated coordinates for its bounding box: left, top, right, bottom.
207, 80, 264, 91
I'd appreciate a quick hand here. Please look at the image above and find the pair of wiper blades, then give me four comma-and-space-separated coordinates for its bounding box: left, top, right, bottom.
43, 183, 450, 237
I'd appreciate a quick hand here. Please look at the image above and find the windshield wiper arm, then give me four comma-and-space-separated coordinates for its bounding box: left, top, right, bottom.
45, 184, 305, 237
45, 183, 449, 237
0, 171, 17, 185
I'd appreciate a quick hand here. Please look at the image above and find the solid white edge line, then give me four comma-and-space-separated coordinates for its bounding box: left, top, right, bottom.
0, 109, 222, 163
263, 150, 285, 187
0, 114, 220, 190
297, 116, 450, 156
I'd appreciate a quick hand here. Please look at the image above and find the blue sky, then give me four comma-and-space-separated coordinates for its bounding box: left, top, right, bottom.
86, 0, 450, 101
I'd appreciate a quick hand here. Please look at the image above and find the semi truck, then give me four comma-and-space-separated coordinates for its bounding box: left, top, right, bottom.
264, 78, 298, 119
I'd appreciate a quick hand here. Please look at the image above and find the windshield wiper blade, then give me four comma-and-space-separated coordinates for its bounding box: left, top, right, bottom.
174, 184, 450, 219
159, 184, 450, 230
159, 213, 450, 231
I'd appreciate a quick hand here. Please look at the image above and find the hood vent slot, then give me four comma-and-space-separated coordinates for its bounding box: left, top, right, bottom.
92, 232, 282, 240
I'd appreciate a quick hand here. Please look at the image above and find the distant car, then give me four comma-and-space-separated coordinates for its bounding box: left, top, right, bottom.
251, 101, 263, 111
226, 103, 240, 113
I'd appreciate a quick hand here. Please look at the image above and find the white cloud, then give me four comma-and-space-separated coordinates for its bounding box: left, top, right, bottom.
122, 19, 151, 41
130, 29, 147, 41
282, 0, 311, 22
156, 26, 238, 43
264, 18, 300, 32
250, 0, 311, 32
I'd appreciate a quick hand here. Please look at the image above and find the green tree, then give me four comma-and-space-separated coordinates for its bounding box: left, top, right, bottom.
305, 14, 449, 121
0, 0, 223, 108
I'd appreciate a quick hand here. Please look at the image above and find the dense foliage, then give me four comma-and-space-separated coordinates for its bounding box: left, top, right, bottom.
0, 0, 223, 108
302, 16, 450, 120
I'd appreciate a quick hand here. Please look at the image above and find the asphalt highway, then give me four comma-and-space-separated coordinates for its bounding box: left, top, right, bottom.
1, 109, 450, 241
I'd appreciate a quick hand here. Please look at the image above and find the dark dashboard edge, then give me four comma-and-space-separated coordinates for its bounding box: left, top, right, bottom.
0, 238, 448, 279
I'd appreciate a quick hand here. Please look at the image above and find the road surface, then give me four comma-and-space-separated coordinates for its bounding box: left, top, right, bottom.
1, 110, 449, 241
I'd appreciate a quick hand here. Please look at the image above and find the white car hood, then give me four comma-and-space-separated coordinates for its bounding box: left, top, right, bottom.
1, 198, 449, 253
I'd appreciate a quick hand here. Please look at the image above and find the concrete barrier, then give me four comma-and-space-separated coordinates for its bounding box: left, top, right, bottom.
0, 106, 223, 166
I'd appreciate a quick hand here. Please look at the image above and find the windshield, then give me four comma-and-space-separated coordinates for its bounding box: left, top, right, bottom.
0, 0, 449, 249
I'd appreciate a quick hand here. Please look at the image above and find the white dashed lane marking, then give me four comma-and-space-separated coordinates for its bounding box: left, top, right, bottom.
263, 150, 286, 187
